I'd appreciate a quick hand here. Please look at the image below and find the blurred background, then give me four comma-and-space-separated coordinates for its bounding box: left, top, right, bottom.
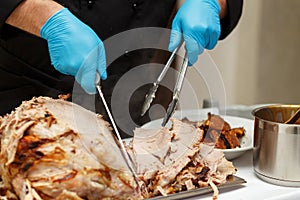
184, 0, 300, 109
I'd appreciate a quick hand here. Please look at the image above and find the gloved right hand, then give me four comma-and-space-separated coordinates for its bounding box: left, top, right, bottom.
168, 0, 221, 65
40, 8, 107, 94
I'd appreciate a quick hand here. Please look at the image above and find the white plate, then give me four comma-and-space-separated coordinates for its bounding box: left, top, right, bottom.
141, 110, 254, 160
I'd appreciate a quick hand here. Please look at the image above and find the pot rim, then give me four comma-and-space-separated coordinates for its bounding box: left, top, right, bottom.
251, 104, 300, 126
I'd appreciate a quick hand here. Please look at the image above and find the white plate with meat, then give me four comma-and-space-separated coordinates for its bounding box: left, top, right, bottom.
141, 110, 254, 160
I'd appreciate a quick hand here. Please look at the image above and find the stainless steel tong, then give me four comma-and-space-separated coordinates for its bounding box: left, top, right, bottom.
161, 52, 188, 126
141, 46, 189, 127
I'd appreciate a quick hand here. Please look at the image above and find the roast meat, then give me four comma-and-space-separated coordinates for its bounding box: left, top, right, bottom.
0, 97, 141, 200
0, 97, 237, 200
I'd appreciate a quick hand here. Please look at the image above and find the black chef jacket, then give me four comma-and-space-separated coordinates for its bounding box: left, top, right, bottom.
0, 0, 243, 137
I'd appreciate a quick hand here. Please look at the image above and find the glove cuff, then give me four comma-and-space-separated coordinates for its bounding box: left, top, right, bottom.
209, 0, 221, 14
40, 8, 69, 39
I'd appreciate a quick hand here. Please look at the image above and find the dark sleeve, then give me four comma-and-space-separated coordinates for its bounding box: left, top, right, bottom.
0, 0, 23, 30
219, 0, 243, 40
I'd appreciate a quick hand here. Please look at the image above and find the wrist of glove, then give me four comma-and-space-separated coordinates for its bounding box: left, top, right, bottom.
40, 8, 107, 94
169, 0, 221, 65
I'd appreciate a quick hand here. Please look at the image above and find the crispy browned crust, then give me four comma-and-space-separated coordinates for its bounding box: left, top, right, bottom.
200, 113, 246, 149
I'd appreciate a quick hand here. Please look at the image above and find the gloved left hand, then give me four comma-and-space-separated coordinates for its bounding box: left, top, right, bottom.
168, 0, 221, 65
40, 8, 107, 94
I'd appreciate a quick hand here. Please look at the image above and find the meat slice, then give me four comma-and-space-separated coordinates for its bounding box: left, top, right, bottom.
155, 118, 203, 186
131, 118, 204, 196
132, 127, 173, 180
199, 143, 236, 184
202, 113, 231, 131
130, 118, 236, 198
0, 97, 141, 200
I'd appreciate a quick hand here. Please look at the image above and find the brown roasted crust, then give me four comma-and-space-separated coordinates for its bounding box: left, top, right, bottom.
203, 112, 231, 131
200, 113, 245, 149
58, 93, 71, 100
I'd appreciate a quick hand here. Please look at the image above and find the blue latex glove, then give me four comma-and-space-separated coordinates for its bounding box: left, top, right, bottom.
40, 8, 107, 94
168, 0, 221, 65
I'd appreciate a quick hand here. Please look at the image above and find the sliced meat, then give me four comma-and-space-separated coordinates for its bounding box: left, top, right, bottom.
130, 118, 236, 197
0, 97, 141, 200
199, 143, 236, 184
202, 113, 231, 131
0, 97, 238, 200
132, 127, 173, 179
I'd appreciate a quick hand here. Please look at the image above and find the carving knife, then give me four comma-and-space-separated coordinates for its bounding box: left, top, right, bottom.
95, 73, 140, 188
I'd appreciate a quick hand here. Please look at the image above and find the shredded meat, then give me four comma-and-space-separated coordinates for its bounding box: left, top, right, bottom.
129, 118, 237, 198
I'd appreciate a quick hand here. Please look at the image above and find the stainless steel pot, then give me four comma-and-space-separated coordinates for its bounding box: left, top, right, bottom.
252, 105, 300, 187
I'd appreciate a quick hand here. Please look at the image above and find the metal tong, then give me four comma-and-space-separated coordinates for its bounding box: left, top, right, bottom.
141, 46, 189, 127
140, 46, 180, 117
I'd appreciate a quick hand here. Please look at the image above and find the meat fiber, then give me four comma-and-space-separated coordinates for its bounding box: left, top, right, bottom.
0, 97, 141, 200
129, 118, 236, 197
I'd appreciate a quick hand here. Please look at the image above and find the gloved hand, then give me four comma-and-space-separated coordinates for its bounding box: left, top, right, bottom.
168, 0, 221, 65
40, 8, 107, 94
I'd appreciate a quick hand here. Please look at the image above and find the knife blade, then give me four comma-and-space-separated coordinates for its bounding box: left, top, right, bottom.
95, 74, 140, 188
